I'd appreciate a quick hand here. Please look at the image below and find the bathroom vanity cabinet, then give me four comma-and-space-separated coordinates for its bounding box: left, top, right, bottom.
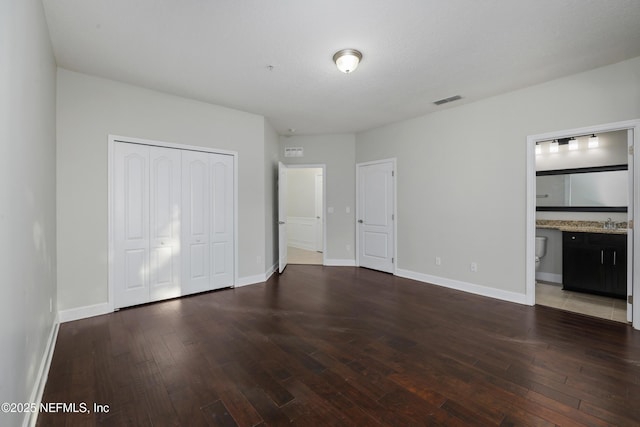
562, 232, 626, 299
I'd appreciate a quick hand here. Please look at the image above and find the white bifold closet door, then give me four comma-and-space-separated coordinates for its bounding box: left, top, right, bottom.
114, 142, 234, 309
114, 142, 182, 308
182, 150, 234, 294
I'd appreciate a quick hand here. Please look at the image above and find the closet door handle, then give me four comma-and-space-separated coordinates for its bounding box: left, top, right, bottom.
601, 250, 604, 264
613, 250, 616, 266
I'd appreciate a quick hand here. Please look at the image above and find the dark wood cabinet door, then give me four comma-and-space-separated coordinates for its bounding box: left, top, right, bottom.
562, 232, 626, 299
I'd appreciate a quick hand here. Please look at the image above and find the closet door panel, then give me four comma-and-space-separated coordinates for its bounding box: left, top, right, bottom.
210, 154, 234, 288
149, 146, 182, 301
114, 142, 150, 308
182, 150, 211, 294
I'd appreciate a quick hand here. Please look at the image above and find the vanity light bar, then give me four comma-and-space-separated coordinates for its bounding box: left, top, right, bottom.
535, 134, 600, 155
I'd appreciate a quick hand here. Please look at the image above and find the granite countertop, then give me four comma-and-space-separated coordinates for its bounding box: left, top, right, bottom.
536, 219, 628, 235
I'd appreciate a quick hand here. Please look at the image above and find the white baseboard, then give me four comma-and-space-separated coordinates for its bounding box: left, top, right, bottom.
324, 258, 356, 267
236, 273, 268, 287
265, 262, 278, 281
536, 272, 562, 284
395, 268, 528, 305
25, 314, 59, 427
58, 302, 112, 323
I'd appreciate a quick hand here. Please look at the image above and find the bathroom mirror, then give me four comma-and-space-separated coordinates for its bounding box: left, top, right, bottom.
536, 165, 628, 212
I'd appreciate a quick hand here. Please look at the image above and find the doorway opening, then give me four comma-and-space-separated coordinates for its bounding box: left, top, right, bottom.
280, 165, 326, 267
526, 120, 640, 329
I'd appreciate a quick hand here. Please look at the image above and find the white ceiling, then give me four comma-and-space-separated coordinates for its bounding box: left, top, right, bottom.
42, 0, 640, 135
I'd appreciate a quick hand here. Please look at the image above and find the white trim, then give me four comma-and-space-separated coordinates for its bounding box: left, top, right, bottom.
396, 268, 528, 305
236, 273, 268, 287
265, 262, 278, 281
324, 258, 356, 267
108, 134, 239, 311
526, 119, 640, 330
280, 164, 327, 266
26, 315, 59, 427
355, 158, 398, 274
109, 134, 237, 157
58, 302, 112, 323
536, 272, 562, 284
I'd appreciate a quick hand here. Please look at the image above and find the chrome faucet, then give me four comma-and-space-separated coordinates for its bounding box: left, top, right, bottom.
604, 218, 614, 229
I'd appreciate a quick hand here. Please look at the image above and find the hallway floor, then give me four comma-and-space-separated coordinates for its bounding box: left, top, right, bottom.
287, 246, 323, 265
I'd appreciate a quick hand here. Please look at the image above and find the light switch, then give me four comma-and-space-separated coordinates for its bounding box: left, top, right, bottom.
346, 206, 351, 214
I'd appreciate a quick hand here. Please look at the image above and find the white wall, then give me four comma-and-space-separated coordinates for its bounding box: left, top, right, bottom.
356, 57, 640, 298
280, 134, 356, 262
0, 0, 58, 425
287, 168, 321, 218
264, 119, 279, 274
57, 69, 267, 311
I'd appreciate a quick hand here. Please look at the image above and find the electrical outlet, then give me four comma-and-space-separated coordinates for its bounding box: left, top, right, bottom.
470, 262, 478, 272
435, 256, 441, 266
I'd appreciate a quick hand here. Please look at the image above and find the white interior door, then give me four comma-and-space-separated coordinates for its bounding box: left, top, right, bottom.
114, 142, 150, 308
278, 162, 288, 273
210, 154, 234, 289
182, 150, 211, 294
149, 146, 182, 302
357, 160, 395, 273
315, 173, 323, 252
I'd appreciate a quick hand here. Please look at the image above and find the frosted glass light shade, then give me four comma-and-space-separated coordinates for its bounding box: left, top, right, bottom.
549, 140, 559, 153
569, 138, 579, 150
333, 49, 362, 73
588, 134, 599, 148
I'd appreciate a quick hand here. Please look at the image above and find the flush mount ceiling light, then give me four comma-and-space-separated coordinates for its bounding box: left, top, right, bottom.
333, 49, 362, 73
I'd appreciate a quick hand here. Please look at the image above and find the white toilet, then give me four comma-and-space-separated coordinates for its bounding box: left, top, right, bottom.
535, 236, 547, 271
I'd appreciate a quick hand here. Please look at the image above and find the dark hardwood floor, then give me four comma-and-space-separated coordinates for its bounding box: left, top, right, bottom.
38, 265, 640, 426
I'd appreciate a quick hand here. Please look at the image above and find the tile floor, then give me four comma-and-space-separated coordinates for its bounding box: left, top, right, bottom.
287, 246, 323, 265
536, 281, 628, 323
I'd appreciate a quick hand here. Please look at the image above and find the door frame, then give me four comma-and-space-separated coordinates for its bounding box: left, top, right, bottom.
526, 120, 640, 330
355, 158, 397, 274
279, 164, 327, 266
108, 134, 238, 312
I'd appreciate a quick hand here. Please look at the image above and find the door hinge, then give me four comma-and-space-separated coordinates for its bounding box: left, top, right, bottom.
392, 214, 394, 220
392, 170, 395, 177
392, 257, 394, 264
629, 295, 633, 304
629, 145, 634, 155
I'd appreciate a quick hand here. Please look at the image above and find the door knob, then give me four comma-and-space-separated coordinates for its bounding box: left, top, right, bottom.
279, 221, 285, 225
316, 216, 321, 219
358, 219, 363, 223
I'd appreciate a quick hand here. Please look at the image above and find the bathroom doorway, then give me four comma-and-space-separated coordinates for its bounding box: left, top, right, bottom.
284, 166, 325, 265
526, 120, 640, 329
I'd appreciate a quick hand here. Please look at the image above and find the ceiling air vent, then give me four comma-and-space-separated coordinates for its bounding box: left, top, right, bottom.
433, 95, 462, 106
284, 147, 304, 158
